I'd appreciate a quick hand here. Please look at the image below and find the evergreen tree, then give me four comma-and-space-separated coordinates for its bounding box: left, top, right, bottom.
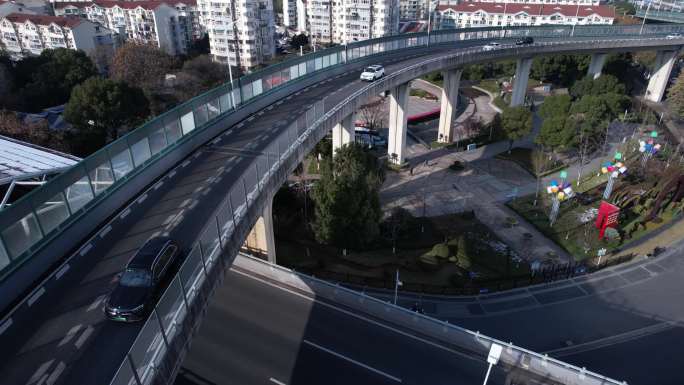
667, 71, 684, 117
311, 143, 385, 249
501, 106, 533, 152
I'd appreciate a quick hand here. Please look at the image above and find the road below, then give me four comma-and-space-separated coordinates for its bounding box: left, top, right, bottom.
176, 269, 511, 385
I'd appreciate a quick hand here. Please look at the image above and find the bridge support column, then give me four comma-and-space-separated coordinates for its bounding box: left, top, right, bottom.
332, 114, 354, 156
511, 57, 532, 107
587, 53, 607, 79
646, 50, 678, 103
437, 68, 463, 143
243, 196, 276, 263
388, 83, 409, 165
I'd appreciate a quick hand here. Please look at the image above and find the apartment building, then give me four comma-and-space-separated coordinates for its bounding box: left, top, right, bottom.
305, 0, 399, 44
282, 0, 296, 28
53, 0, 196, 55
196, 0, 275, 70
461, 0, 601, 5
399, 0, 427, 20
0, 13, 117, 58
436, 2, 614, 28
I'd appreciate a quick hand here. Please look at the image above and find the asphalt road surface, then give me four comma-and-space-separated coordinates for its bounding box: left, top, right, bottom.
176, 269, 509, 385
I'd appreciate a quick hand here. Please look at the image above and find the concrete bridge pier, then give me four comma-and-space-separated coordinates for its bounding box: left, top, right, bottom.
243, 195, 276, 263
332, 114, 354, 156
587, 53, 607, 79
388, 83, 409, 165
646, 50, 678, 103
437, 68, 463, 143
511, 57, 533, 107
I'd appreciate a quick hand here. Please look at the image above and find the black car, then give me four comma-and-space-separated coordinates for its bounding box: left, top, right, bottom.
515, 37, 534, 45
105, 237, 180, 322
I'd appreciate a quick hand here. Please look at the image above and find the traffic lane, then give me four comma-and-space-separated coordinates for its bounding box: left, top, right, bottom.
561, 326, 684, 385
452, 253, 684, 353
179, 270, 508, 385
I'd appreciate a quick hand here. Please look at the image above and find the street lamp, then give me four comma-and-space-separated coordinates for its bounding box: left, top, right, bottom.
393, 269, 403, 305
570, 1, 581, 37
640, 0, 653, 35
482, 343, 503, 385
224, 17, 238, 110
426, 0, 438, 46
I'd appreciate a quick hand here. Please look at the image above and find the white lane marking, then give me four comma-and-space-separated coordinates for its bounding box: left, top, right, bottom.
168, 170, 177, 178
27, 360, 53, 385
0, 318, 12, 335
181, 160, 191, 168
232, 269, 482, 364
258, 111, 264, 116
137, 193, 148, 204
58, 324, 82, 347
99, 225, 112, 238
120, 208, 131, 219
87, 295, 105, 312
55, 264, 70, 280
267, 105, 274, 110
79, 243, 93, 256
27, 287, 46, 307
269, 378, 286, 385
237, 122, 245, 128
247, 116, 255, 121
211, 137, 221, 145
303, 339, 402, 382
45, 361, 65, 385
74, 325, 94, 349
154, 181, 164, 190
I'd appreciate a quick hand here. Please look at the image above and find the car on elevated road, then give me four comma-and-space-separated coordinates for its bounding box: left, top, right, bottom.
515, 37, 534, 45
667, 33, 683, 39
360, 65, 385, 81
482, 42, 502, 51
104, 237, 180, 322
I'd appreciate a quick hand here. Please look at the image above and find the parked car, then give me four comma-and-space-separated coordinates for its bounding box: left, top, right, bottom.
482, 42, 501, 51
105, 237, 180, 322
515, 37, 534, 45
360, 65, 385, 81
666, 33, 683, 40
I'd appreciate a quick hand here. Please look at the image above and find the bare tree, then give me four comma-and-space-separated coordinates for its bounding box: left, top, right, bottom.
358, 98, 386, 131
532, 145, 548, 206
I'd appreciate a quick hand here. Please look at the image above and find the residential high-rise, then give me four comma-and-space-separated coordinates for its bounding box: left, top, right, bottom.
306, 0, 399, 45
197, 0, 275, 71
0, 13, 117, 59
52, 1, 198, 55
283, 0, 297, 28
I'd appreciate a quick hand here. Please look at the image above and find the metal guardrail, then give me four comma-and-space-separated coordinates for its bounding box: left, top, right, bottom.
108, 99, 327, 385
636, 9, 684, 23
232, 253, 626, 385
2, 23, 684, 290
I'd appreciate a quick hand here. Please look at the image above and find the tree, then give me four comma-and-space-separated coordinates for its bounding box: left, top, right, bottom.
110, 43, 176, 92
501, 106, 533, 152
538, 94, 571, 120
187, 33, 210, 57
64, 77, 149, 155
668, 71, 684, 117
290, 34, 309, 50
171, 55, 228, 101
570, 74, 625, 98
311, 143, 385, 248
9, 48, 97, 112
536, 115, 574, 153
531, 54, 589, 87
358, 98, 386, 131
0, 110, 69, 152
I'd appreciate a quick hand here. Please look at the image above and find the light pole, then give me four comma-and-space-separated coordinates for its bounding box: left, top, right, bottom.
426, 0, 438, 46
570, 1, 581, 37
393, 269, 402, 304
225, 17, 238, 110
640, 0, 652, 35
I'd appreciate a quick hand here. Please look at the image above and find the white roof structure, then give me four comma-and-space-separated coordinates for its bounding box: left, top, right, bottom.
0, 136, 80, 185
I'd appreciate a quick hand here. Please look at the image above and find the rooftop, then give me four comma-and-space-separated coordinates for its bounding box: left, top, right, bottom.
0, 135, 80, 185
437, 2, 616, 18
4, 12, 84, 27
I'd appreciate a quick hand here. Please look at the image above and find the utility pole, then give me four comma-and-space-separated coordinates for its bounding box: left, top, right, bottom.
393, 269, 402, 304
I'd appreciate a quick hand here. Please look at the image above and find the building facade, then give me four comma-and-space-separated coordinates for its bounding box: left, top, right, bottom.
399, 0, 426, 20
53, 1, 197, 55
282, 0, 296, 28
436, 2, 614, 28
306, 0, 399, 44
461, 0, 601, 5
196, 0, 275, 70
0, 13, 117, 58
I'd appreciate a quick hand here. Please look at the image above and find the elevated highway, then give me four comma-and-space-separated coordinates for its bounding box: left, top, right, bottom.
0, 24, 683, 385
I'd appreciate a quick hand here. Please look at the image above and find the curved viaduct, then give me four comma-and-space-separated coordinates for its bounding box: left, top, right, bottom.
0, 24, 683, 385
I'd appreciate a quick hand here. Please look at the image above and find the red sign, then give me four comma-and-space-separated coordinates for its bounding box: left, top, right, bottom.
595, 201, 620, 239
